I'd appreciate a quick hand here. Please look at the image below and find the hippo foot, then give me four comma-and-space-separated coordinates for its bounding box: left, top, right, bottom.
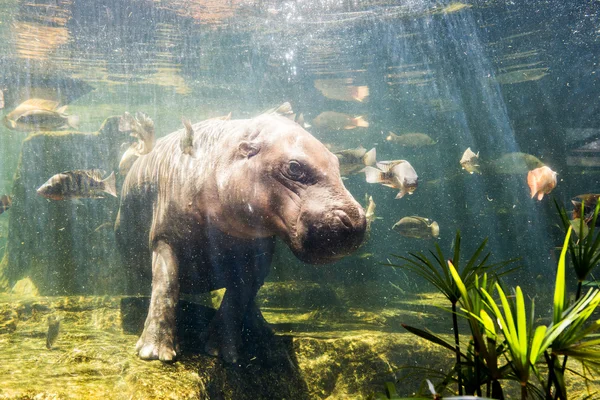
136, 325, 179, 362
242, 304, 274, 339
203, 320, 241, 364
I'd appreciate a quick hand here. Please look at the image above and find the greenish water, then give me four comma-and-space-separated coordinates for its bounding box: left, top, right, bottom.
0, 0, 599, 398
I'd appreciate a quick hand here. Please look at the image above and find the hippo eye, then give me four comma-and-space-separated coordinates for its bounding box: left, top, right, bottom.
286, 160, 305, 181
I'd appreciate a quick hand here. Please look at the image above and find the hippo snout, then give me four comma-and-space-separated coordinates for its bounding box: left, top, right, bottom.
292, 201, 367, 265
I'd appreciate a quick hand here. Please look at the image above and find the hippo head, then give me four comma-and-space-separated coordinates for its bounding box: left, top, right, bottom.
217, 115, 366, 264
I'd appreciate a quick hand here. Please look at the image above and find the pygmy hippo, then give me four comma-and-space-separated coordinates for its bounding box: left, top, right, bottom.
115, 110, 366, 362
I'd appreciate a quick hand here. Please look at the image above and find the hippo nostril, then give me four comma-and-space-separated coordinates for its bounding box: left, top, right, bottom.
333, 210, 353, 229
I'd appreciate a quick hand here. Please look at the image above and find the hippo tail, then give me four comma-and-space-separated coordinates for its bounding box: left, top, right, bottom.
102, 171, 118, 198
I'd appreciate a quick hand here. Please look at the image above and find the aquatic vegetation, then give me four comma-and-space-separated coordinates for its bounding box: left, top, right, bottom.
386, 231, 518, 396
556, 199, 600, 298
385, 227, 600, 399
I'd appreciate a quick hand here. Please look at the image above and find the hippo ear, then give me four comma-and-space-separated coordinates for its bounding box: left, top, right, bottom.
238, 141, 260, 158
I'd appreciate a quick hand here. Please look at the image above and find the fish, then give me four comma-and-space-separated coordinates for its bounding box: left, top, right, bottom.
460, 147, 480, 174
118, 112, 155, 175
46, 315, 60, 349
181, 118, 194, 155
488, 152, 544, 174
0, 195, 11, 215
3, 98, 79, 131
527, 165, 557, 201
295, 113, 311, 129
571, 194, 600, 225
37, 170, 117, 200
334, 146, 376, 176
358, 252, 374, 259
262, 102, 294, 118
393, 216, 439, 239
365, 194, 377, 227
118, 111, 155, 155
312, 111, 369, 130
363, 160, 418, 199
569, 218, 589, 239
386, 132, 436, 147
314, 79, 369, 102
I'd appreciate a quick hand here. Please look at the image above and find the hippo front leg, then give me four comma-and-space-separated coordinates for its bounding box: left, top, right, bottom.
136, 241, 180, 361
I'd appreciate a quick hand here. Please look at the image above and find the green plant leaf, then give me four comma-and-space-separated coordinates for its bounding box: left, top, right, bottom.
401, 324, 461, 354
554, 226, 572, 324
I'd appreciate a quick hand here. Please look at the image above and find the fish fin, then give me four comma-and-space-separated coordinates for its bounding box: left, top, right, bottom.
102, 172, 118, 198
296, 113, 305, 127
527, 170, 537, 198
395, 189, 406, 199
352, 116, 369, 128
20, 98, 60, 110
56, 105, 68, 114
537, 192, 544, 201
375, 161, 396, 173
430, 221, 440, 238
67, 114, 79, 129
363, 148, 377, 166
362, 166, 385, 184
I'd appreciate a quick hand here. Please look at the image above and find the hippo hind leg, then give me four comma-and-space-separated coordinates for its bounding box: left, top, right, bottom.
136, 241, 180, 361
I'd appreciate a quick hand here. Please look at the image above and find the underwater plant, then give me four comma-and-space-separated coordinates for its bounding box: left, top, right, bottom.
555, 199, 600, 299
383, 226, 600, 399
386, 231, 518, 396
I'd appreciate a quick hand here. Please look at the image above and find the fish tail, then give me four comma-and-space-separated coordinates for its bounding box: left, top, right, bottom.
353, 86, 369, 102
527, 170, 537, 198
363, 148, 377, 166
102, 172, 118, 198
386, 132, 399, 141
352, 116, 369, 128
67, 114, 79, 129
362, 166, 385, 184
430, 221, 440, 238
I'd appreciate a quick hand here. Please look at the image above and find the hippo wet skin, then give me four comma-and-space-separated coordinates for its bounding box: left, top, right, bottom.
115, 114, 366, 362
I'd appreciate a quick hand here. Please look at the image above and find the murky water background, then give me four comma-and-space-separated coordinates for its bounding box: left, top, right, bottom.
0, 0, 599, 397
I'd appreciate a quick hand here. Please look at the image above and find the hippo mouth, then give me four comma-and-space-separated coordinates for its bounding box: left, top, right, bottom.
288, 208, 366, 265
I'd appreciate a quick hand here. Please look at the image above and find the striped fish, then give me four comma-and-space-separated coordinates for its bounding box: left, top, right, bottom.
36, 170, 117, 200
0, 195, 11, 214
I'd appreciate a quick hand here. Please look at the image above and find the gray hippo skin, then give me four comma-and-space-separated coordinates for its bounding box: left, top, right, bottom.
115, 113, 366, 362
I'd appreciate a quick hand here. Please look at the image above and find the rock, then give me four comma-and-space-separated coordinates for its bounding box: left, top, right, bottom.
0, 117, 125, 295
10, 277, 39, 296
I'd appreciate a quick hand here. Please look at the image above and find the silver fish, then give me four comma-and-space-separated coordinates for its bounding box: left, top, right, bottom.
334, 146, 376, 176
393, 216, 439, 239
37, 170, 117, 200
46, 315, 60, 349
3, 98, 79, 131
312, 111, 368, 130
386, 132, 436, 147
460, 147, 480, 174
363, 160, 418, 199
